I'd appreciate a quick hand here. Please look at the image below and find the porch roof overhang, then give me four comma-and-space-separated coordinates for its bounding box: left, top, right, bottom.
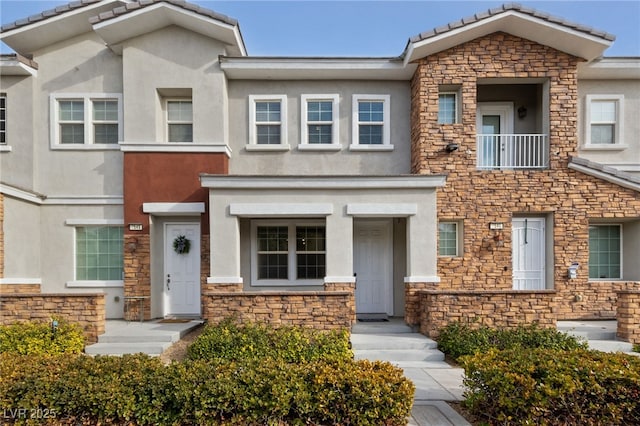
569, 157, 640, 192
200, 175, 447, 190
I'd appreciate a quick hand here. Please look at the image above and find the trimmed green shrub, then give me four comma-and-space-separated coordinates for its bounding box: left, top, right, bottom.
0, 354, 414, 425
436, 322, 587, 360
461, 348, 640, 425
0, 318, 85, 355
634, 343, 639, 353
187, 318, 352, 363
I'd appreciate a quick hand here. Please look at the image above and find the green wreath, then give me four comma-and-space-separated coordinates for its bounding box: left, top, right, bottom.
173, 235, 191, 254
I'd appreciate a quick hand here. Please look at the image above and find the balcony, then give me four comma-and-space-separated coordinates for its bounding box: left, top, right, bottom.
477, 134, 549, 169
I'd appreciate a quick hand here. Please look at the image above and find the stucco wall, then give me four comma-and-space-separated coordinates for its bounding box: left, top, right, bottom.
227, 80, 411, 175
2, 196, 41, 280
577, 79, 640, 169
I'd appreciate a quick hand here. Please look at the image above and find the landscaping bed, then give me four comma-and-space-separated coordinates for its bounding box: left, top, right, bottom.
0, 319, 414, 425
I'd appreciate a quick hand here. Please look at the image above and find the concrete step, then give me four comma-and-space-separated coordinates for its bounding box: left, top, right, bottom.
352, 321, 414, 334
85, 342, 171, 356
351, 333, 438, 350
98, 333, 178, 343
587, 340, 635, 354
354, 349, 445, 362
564, 329, 617, 341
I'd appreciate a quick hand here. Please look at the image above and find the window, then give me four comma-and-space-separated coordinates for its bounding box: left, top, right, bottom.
351, 94, 391, 150
300, 94, 340, 150
585, 95, 624, 147
76, 226, 124, 281
248, 95, 288, 150
0, 93, 6, 144
438, 222, 459, 256
50, 94, 122, 148
252, 222, 325, 285
589, 225, 621, 280
438, 92, 457, 124
167, 100, 193, 142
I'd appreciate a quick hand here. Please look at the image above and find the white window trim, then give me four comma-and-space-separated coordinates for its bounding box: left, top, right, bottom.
350, 94, 392, 151
438, 91, 459, 124
68, 221, 124, 287
438, 221, 461, 257
584, 94, 626, 150
50, 93, 123, 150
299, 94, 341, 151
166, 98, 193, 143
250, 220, 325, 286
588, 223, 623, 281
247, 94, 289, 151
0, 92, 7, 151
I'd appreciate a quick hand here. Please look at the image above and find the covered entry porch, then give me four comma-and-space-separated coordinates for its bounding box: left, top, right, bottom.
200, 175, 445, 327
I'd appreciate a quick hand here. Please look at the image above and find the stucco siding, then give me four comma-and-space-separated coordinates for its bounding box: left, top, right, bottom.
227, 80, 411, 175
2, 196, 41, 279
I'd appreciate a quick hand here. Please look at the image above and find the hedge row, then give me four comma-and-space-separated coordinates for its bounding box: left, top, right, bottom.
0, 353, 414, 425
187, 318, 352, 362
0, 318, 85, 355
436, 322, 587, 361
461, 348, 640, 425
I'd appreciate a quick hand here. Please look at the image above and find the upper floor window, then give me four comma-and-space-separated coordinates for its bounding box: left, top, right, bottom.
438, 92, 458, 124
584, 95, 625, 149
300, 94, 340, 151
247, 95, 288, 151
50, 94, 122, 149
0, 93, 6, 144
167, 99, 193, 142
351, 94, 392, 151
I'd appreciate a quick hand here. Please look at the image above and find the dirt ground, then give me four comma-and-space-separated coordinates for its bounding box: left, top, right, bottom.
158, 324, 205, 364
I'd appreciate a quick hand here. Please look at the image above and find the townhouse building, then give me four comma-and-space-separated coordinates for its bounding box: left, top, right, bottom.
1, 0, 638, 342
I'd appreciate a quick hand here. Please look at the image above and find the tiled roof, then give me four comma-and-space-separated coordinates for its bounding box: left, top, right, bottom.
569, 157, 640, 192
1, 0, 238, 33
1, 0, 103, 32
410, 2, 615, 44
0, 53, 39, 69
88, 0, 238, 27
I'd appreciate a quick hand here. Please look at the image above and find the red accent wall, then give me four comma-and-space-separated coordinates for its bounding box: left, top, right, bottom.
123, 152, 228, 233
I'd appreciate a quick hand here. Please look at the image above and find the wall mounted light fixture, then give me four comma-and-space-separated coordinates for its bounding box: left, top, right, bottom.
445, 142, 459, 152
517, 106, 527, 119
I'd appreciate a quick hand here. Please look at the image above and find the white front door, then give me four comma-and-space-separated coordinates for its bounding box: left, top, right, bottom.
164, 223, 201, 317
512, 217, 545, 290
353, 221, 393, 315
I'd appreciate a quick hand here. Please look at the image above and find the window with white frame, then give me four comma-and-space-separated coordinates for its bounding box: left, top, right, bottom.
252, 221, 325, 285
50, 94, 122, 148
585, 95, 624, 147
248, 95, 288, 149
438, 92, 458, 124
589, 225, 621, 280
167, 99, 193, 142
300, 94, 339, 149
438, 222, 460, 256
351, 94, 391, 150
75, 226, 124, 281
0, 93, 6, 144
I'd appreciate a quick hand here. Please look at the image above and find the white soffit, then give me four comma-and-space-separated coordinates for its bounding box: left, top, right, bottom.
0, 1, 128, 55
142, 202, 205, 216
405, 12, 612, 64
220, 57, 415, 80
201, 175, 447, 189
346, 203, 418, 217
578, 58, 640, 80
0, 59, 37, 76
92, 3, 245, 55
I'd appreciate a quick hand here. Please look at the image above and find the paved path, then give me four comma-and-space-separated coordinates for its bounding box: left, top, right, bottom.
351, 320, 470, 426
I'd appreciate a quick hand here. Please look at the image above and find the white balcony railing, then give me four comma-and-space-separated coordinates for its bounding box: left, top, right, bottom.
476, 134, 549, 169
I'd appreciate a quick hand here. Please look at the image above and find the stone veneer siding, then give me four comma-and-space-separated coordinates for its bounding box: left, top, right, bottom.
202, 282, 355, 329
0, 293, 105, 343
419, 290, 556, 339
617, 291, 640, 344
0, 283, 41, 294
410, 32, 640, 319
123, 234, 151, 321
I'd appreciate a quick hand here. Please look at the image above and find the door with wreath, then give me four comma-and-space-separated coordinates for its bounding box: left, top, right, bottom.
164, 223, 201, 317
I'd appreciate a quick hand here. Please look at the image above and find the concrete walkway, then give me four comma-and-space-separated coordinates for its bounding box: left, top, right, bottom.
85, 319, 203, 356
351, 319, 470, 426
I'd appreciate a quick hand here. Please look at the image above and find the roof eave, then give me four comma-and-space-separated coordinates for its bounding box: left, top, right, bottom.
0, 54, 38, 76
405, 11, 613, 64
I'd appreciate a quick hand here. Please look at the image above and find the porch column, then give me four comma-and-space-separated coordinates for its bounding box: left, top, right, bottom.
324, 212, 354, 282
207, 196, 242, 291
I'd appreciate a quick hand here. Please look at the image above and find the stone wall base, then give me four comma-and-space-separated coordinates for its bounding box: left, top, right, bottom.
418, 290, 557, 339
0, 283, 42, 294
617, 290, 640, 344
0, 293, 106, 343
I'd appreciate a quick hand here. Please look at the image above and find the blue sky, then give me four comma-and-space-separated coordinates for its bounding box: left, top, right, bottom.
1, 1, 639, 56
